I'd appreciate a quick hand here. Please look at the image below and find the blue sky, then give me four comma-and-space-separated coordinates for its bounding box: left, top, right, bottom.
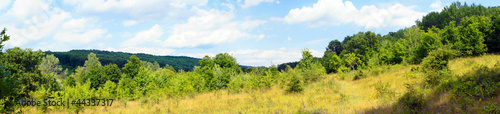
1, 0, 499, 66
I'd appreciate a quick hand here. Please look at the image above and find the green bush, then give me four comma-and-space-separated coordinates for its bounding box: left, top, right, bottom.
441, 65, 500, 99
352, 70, 366, 80
285, 73, 303, 94
374, 81, 395, 99
398, 85, 426, 113
421, 47, 457, 71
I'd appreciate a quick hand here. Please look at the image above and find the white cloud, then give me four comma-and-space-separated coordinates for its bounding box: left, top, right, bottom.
163, 8, 266, 48
0, 0, 110, 48
229, 48, 323, 66
0, 0, 11, 10
54, 28, 108, 44
0, 0, 72, 46
287, 37, 291, 41
430, 0, 444, 12
62, 18, 89, 30
123, 20, 138, 27
305, 38, 328, 45
241, 0, 275, 8
64, 0, 208, 21
107, 47, 175, 56
277, 0, 426, 28
121, 24, 163, 47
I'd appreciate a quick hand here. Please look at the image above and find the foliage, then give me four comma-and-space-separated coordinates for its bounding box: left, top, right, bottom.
123, 55, 142, 79
438, 63, 500, 99
0, 65, 20, 113
0, 47, 48, 97
83, 53, 102, 74
84, 63, 121, 89
0, 28, 9, 51
326, 39, 343, 55
45, 49, 201, 71
398, 85, 426, 114
321, 51, 342, 73
421, 47, 457, 71
298, 49, 326, 83
486, 9, 500, 53
285, 72, 303, 93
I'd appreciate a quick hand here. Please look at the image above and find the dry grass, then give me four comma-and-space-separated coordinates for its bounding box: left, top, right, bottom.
25, 55, 500, 113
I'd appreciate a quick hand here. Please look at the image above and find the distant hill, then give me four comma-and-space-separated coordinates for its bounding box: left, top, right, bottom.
45, 49, 251, 72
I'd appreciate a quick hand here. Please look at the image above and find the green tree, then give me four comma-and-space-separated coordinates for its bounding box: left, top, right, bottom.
123, 55, 142, 79
345, 53, 363, 70
214, 53, 240, 69
0, 28, 9, 52
321, 51, 342, 73
326, 40, 343, 55
403, 26, 422, 63
413, 27, 442, 63
298, 49, 326, 83
487, 9, 500, 52
83, 53, 102, 73
38, 54, 62, 75
0, 47, 46, 97
457, 16, 489, 56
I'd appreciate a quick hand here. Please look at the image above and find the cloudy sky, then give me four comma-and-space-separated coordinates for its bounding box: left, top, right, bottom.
0, 0, 498, 66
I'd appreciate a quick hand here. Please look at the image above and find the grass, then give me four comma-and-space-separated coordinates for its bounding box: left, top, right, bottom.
24, 54, 500, 113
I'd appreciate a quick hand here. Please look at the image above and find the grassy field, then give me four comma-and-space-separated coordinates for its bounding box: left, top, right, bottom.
25, 54, 500, 113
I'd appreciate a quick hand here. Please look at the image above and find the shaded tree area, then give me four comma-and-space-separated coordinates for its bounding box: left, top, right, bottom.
45, 50, 200, 72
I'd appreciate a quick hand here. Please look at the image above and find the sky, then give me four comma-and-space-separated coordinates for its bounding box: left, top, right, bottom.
1, 0, 499, 67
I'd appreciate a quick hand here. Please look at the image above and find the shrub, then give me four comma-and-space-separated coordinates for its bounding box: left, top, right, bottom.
442, 65, 500, 99
424, 70, 452, 87
374, 81, 395, 99
286, 74, 303, 94
421, 47, 457, 71
398, 85, 426, 113
352, 70, 366, 80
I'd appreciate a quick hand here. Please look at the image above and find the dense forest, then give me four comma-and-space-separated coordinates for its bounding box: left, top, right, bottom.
45, 50, 200, 72
1, 2, 500, 113
45, 50, 251, 72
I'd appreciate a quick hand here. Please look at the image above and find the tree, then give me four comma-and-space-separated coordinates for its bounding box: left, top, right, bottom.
0, 28, 9, 52
321, 51, 342, 73
457, 16, 489, 56
214, 53, 240, 69
345, 53, 363, 70
487, 9, 500, 52
413, 27, 442, 63
83, 53, 102, 73
38, 54, 62, 75
403, 26, 422, 63
123, 55, 142, 79
0, 29, 18, 113
326, 40, 343, 55
0, 47, 47, 97
83, 63, 121, 89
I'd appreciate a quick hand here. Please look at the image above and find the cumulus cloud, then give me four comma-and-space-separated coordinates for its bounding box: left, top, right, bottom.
64, 0, 207, 21
123, 20, 138, 27
277, 0, 426, 28
121, 24, 163, 47
430, 0, 445, 12
0, 0, 72, 46
163, 8, 266, 48
0, 0, 110, 48
240, 0, 275, 8
0, 0, 11, 10
54, 28, 107, 44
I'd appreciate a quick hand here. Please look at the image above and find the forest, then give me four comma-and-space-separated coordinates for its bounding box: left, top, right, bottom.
1, 2, 500, 113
